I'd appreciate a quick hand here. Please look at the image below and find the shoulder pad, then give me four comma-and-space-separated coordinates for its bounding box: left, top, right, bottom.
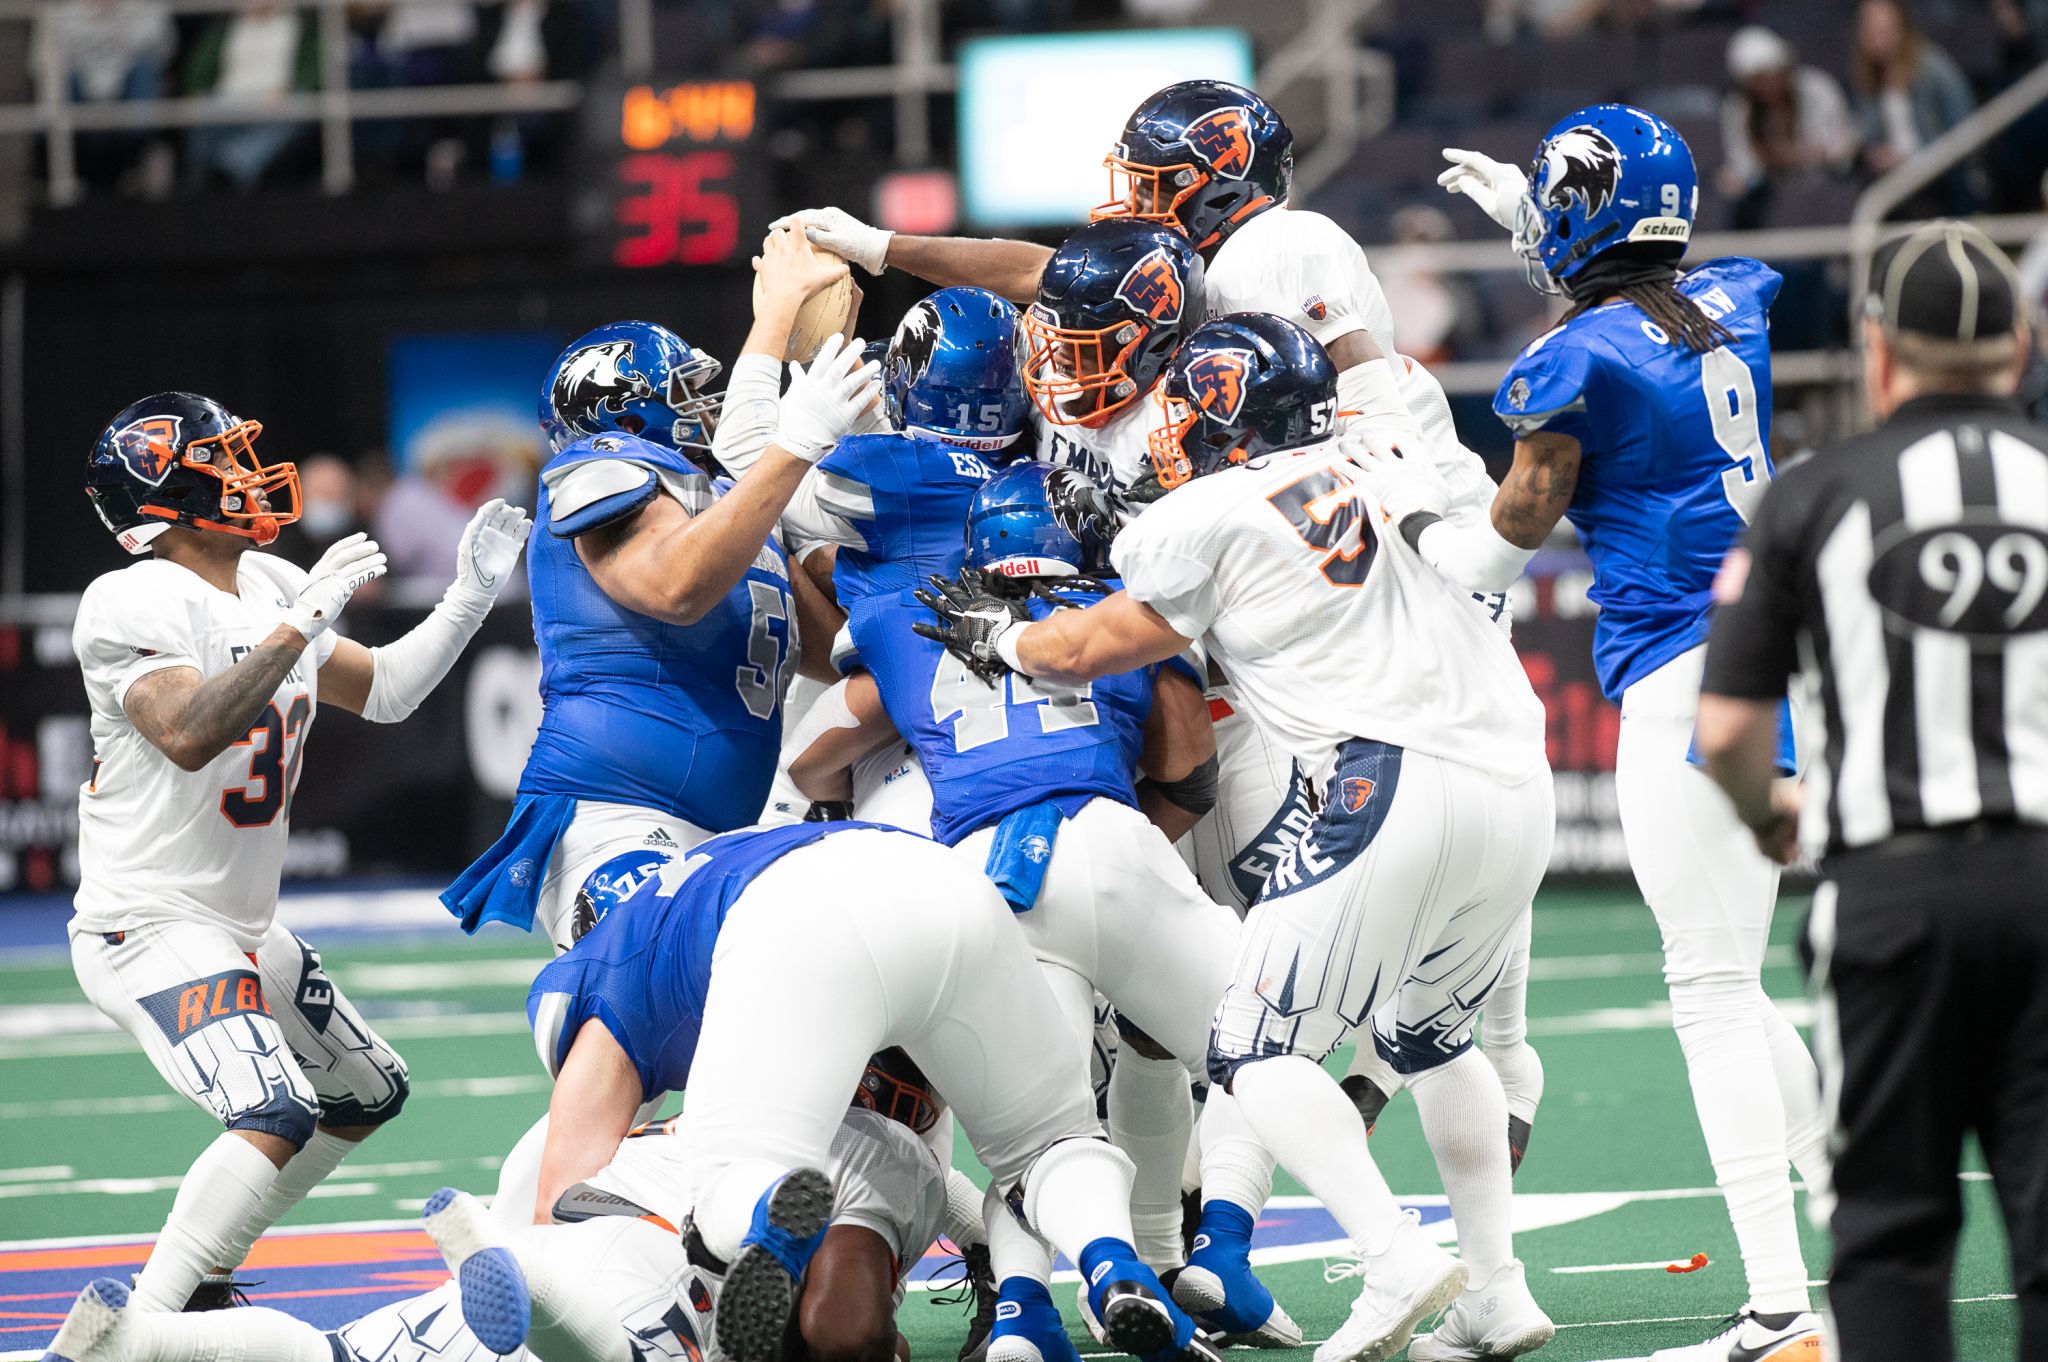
545, 459, 660, 539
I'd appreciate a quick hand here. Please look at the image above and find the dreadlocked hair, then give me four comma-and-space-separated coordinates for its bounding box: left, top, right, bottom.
1562, 244, 1735, 354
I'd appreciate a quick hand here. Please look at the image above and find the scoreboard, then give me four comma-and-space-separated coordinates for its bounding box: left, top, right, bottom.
588, 80, 764, 270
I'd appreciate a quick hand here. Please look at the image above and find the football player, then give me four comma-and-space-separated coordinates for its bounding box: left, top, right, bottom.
37, 1090, 944, 1362
70, 392, 529, 1314
442, 227, 874, 956
787, 463, 1296, 1359
919, 314, 1557, 1362
524, 818, 1218, 1362
1383, 103, 1827, 1362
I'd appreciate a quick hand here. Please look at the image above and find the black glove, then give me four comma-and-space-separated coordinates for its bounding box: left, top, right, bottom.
1027, 577, 1113, 610
912, 568, 1027, 686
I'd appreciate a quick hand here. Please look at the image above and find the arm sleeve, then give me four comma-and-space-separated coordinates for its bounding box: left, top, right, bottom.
1109, 505, 1222, 640
709, 353, 784, 478
359, 583, 492, 723
1701, 480, 1806, 700
73, 577, 203, 713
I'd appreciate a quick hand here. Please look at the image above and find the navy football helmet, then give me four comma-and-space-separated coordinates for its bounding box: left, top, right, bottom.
86, 392, 301, 553
541, 321, 722, 454
1093, 79, 1293, 251
965, 461, 1115, 581
1515, 103, 1697, 295
1022, 218, 1206, 429
1149, 312, 1338, 488
883, 287, 1029, 453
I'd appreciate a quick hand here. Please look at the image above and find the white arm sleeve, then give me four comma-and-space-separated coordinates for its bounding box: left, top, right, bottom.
359, 585, 493, 723
1412, 518, 1537, 594
709, 353, 784, 477
1336, 357, 1423, 447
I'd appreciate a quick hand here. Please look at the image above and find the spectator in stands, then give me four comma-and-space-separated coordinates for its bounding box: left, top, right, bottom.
29, 1, 175, 194
270, 454, 367, 565
376, 415, 537, 594
1718, 25, 1857, 228
1850, 0, 1978, 207
181, 0, 319, 192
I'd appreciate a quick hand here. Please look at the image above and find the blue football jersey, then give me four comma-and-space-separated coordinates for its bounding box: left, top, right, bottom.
852, 583, 1160, 845
1494, 257, 1782, 702
526, 821, 912, 1097
814, 432, 998, 614
519, 439, 794, 827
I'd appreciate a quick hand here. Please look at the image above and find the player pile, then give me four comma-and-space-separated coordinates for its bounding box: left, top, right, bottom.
42, 82, 1828, 1362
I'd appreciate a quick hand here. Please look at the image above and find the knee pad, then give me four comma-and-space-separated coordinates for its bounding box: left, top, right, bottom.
320, 1064, 411, 1129
229, 1092, 318, 1152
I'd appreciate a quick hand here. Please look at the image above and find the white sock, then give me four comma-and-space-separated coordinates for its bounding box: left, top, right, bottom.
125, 1304, 333, 1362
132, 1134, 281, 1312
1229, 1056, 1404, 1249
1762, 1001, 1829, 1190
1670, 979, 1810, 1315
1409, 1051, 1513, 1282
494, 1114, 551, 1226
1195, 1089, 1274, 1213
945, 1168, 988, 1251
212, 1130, 358, 1270
1108, 1050, 1193, 1272
1480, 910, 1545, 1124
1343, 1040, 1405, 1096
516, 1230, 633, 1362
696, 1158, 789, 1264
983, 1183, 1053, 1288
1021, 1138, 1137, 1267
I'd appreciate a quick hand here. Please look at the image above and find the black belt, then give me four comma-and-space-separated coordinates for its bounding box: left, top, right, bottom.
1828, 819, 2048, 866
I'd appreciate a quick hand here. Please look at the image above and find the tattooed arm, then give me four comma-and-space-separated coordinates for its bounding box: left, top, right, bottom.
1491, 431, 1582, 548
124, 626, 311, 772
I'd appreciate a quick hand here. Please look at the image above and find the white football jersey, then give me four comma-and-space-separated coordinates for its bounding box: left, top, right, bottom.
1111, 441, 1545, 788
71, 554, 335, 951
594, 1106, 945, 1273
1205, 206, 1396, 359
1032, 389, 1167, 500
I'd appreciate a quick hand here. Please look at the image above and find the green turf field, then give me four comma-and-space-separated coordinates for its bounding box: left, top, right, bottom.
0, 887, 2017, 1361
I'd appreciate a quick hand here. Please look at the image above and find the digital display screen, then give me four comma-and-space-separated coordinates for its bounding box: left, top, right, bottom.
597, 81, 761, 269
956, 29, 1254, 229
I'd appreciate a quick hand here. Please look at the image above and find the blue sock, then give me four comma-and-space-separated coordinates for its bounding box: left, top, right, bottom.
1191, 1200, 1256, 1257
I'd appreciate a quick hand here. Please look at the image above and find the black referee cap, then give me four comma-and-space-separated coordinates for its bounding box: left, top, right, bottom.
1866, 220, 2023, 366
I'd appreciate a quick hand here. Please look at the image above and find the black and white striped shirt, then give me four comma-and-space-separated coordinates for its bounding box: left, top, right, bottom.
1704, 393, 2048, 856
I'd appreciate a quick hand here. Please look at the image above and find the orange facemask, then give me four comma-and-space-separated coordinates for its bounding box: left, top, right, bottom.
138, 420, 302, 545
1020, 308, 1152, 429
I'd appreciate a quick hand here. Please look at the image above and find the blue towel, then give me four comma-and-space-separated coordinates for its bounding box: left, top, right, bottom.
440, 793, 579, 934
982, 802, 1066, 913
1686, 697, 1798, 778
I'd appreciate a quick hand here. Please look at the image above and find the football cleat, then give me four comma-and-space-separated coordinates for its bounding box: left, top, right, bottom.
1408, 1260, 1554, 1360
1507, 1116, 1533, 1177
1315, 1215, 1467, 1362
715, 1167, 835, 1362
1173, 1203, 1302, 1347
1646, 1309, 1823, 1362
421, 1186, 531, 1355
181, 1274, 258, 1311
986, 1278, 1083, 1362
42, 1278, 131, 1362
933, 1243, 1000, 1362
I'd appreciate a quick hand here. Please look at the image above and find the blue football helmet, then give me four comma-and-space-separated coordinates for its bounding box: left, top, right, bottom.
1149, 313, 1338, 488
1514, 103, 1698, 295
965, 461, 1115, 581
1023, 218, 1206, 429
1094, 79, 1293, 251
86, 391, 301, 553
883, 287, 1029, 453
540, 321, 722, 455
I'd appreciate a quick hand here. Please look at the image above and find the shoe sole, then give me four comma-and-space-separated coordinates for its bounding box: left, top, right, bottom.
1409, 1315, 1556, 1361
43, 1279, 129, 1362
1074, 1283, 1109, 1346
714, 1168, 835, 1362
421, 1187, 530, 1355
1171, 1266, 1302, 1349
1317, 1260, 1469, 1362
1100, 1288, 1178, 1359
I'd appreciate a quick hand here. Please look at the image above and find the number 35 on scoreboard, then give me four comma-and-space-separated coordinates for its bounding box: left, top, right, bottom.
595, 80, 762, 270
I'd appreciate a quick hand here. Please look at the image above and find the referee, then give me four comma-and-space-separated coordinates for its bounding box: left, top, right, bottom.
1697, 219, 2048, 1362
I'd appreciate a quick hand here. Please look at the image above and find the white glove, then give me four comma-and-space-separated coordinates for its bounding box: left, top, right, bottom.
450, 498, 533, 608
1351, 435, 1450, 528
768, 206, 892, 276
285, 532, 387, 643
1438, 148, 1530, 233
773, 333, 882, 463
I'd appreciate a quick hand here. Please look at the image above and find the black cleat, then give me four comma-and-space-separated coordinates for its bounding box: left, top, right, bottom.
180, 1277, 257, 1311
1179, 1187, 1202, 1259
1341, 1075, 1391, 1134
940, 1243, 999, 1362
1508, 1115, 1533, 1177
1099, 1280, 1180, 1359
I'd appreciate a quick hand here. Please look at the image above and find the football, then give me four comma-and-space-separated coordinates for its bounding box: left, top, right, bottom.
755, 229, 856, 364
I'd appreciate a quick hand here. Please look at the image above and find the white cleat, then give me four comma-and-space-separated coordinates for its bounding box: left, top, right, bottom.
42, 1279, 132, 1362
1073, 1282, 1109, 1347
1408, 1261, 1554, 1360
1647, 1308, 1824, 1361
1313, 1217, 1468, 1362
